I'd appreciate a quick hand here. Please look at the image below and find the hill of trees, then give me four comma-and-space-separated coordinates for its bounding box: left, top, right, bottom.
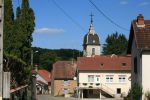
32, 47, 83, 71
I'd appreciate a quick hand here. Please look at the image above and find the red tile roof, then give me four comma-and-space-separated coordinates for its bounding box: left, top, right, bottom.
53, 61, 76, 79
37, 70, 51, 82
77, 55, 131, 71
128, 14, 150, 53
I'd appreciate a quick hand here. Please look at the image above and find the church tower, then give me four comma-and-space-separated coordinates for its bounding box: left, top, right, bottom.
83, 14, 100, 57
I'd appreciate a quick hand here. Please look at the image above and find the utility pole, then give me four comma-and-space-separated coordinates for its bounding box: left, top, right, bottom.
0, 0, 4, 100
31, 50, 38, 100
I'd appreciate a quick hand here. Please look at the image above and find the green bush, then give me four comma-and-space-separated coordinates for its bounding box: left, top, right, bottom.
145, 91, 150, 100
131, 83, 142, 100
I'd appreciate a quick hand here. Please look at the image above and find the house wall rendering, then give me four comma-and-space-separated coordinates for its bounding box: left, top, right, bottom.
86, 45, 100, 57
53, 80, 77, 96
79, 71, 131, 96
131, 38, 142, 86
142, 52, 150, 92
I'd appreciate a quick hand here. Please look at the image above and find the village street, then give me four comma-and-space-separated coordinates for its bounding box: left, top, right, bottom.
37, 95, 123, 100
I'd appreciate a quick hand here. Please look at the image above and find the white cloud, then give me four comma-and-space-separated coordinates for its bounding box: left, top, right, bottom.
120, 1, 128, 5
138, 2, 149, 6
34, 28, 65, 33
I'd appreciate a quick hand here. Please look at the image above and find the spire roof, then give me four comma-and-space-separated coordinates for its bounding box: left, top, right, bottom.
89, 13, 95, 34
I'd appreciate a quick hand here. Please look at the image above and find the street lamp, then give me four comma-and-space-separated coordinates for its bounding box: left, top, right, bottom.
31, 50, 38, 66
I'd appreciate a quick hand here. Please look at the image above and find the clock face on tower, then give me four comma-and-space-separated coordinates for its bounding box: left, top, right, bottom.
93, 40, 95, 43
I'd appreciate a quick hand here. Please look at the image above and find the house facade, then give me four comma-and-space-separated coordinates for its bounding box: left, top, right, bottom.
36, 70, 51, 94
51, 61, 77, 96
127, 14, 150, 100
77, 55, 131, 99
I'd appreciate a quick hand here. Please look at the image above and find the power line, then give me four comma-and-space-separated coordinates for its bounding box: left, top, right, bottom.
89, 0, 129, 31
51, 0, 86, 32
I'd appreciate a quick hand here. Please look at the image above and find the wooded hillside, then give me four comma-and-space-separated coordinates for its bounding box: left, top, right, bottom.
32, 47, 83, 71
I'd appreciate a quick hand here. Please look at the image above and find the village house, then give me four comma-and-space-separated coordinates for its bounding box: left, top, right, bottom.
127, 14, 150, 100
36, 70, 51, 94
51, 61, 77, 97
77, 55, 131, 99
76, 15, 131, 99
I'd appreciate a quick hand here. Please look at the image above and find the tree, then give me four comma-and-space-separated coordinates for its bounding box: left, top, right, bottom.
4, 0, 14, 53
4, 0, 35, 62
3, 0, 35, 88
16, 0, 35, 63
102, 32, 128, 55
12, 7, 23, 57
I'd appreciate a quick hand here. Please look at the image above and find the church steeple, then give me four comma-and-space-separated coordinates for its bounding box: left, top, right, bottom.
89, 13, 95, 35
83, 14, 101, 57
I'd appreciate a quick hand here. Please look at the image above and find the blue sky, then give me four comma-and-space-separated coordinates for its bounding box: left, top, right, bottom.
13, 0, 150, 51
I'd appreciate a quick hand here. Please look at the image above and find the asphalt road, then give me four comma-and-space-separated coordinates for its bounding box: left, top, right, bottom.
37, 95, 123, 100
37, 95, 77, 100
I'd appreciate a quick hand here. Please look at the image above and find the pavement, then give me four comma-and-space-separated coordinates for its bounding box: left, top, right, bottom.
37, 95, 123, 100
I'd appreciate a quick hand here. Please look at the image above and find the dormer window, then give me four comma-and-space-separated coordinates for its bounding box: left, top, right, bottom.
100, 63, 104, 67
122, 63, 126, 67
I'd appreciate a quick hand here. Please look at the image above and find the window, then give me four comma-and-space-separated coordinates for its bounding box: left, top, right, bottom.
119, 75, 126, 83
122, 63, 126, 67
92, 48, 95, 55
106, 75, 113, 83
96, 75, 100, 82
64, 80, 69, 86
134, 57, 137, 74
83, 83, 87, 86
96, 83, 100, 86
117, 88, 121, 94
88, 75, 94, 82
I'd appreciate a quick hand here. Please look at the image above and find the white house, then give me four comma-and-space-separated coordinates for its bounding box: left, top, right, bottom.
77, 55, 131, 99
127, 14, 150, 100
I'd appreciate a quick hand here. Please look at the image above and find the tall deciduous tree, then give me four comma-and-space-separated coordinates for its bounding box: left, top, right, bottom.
102, 32, 128, 55
4, 0, 14, 53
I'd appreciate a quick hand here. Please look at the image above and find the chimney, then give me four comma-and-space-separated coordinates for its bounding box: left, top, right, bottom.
137, 14, 144, 25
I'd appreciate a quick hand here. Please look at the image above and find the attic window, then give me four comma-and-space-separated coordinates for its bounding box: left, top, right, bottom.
100, 63, 104, 66
122, 63, 126, 67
